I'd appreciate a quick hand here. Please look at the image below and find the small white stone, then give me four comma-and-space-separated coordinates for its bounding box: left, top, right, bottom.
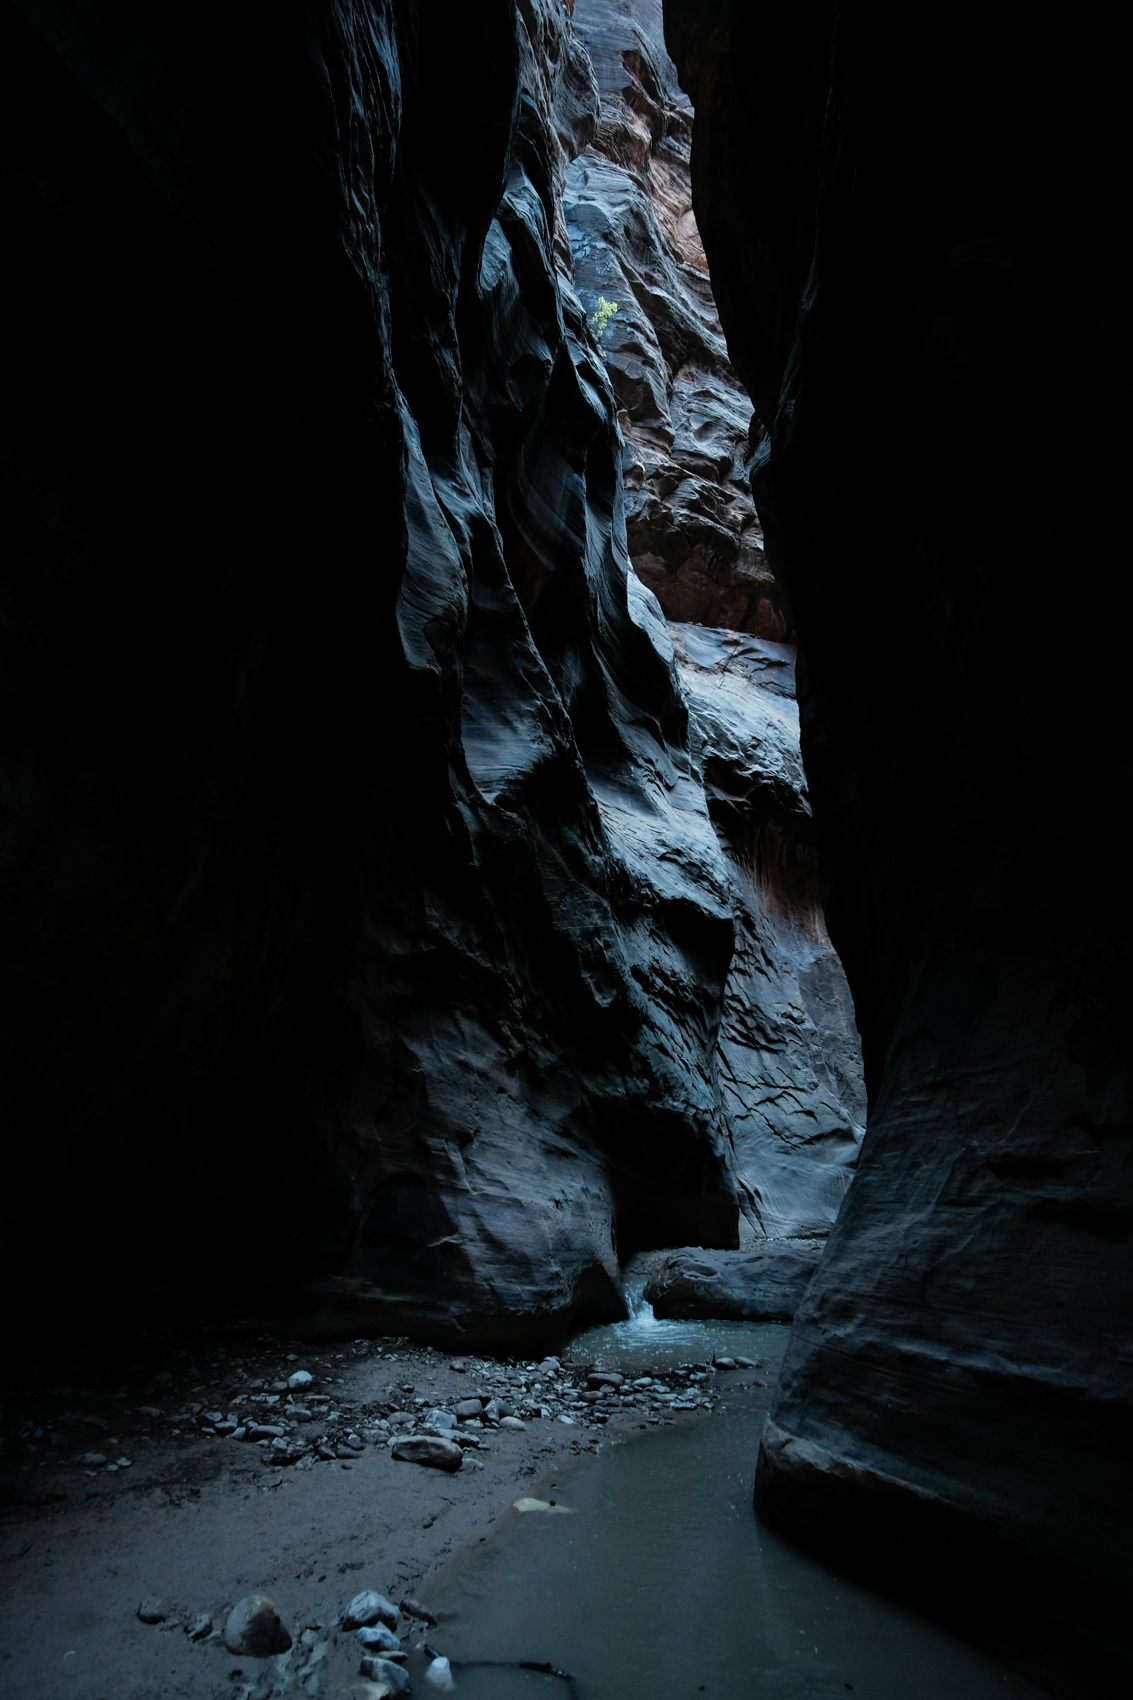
425, 1654, 455, 1691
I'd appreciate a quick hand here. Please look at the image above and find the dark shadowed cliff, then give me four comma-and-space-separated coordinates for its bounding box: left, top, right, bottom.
1, 0, 863, 1355
665, 1, 1132, 1692
1, 0, 738, 1348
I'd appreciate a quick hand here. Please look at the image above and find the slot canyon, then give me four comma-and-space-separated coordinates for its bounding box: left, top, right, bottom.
0, 3, 1127, 1698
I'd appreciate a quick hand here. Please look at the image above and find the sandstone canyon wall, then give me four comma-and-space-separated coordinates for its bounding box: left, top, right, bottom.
568, 0, 865, 1247
665, 1, 1131, 1691
1, 1, 861, 1352
569, 0, 789, 643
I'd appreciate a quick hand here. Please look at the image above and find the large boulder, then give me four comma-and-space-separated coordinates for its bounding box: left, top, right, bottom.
645, 1241, 823, 1320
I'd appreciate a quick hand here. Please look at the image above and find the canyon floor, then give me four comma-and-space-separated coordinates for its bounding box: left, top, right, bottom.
0, 1331, 755, 1699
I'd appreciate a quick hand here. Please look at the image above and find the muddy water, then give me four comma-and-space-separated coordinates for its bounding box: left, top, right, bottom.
427, 1299, 1046, 1700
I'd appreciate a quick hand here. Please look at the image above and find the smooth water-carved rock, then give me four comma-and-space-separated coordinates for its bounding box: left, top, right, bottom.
666, 1, 1132, 1690
1, 0, 865, 1355
223, 1594, 291, 1658
0, 0, 742, 1351
671, 624, 864, 1239
343, 1593, 399, 1633
645, 1242, 822, 1321
391, 1435, 463, 1473
566, 0, 863, 1243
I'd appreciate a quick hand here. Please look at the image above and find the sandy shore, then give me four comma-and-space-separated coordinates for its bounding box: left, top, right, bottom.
0, 1330, 737, 1697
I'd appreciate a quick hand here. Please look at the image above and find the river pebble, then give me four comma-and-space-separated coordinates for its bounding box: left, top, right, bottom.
392, 1434, 463, 1471
400, 1597, 438, 1626
360, 1654, 411, 1692
343, 1590, 399, 1631
423, 1408, 456, 1429
223, 1593, 292, 1656
357, 1623, 401, 1653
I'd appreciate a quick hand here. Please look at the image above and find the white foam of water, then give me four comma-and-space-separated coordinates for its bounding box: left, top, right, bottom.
571, 1283, 776, 1370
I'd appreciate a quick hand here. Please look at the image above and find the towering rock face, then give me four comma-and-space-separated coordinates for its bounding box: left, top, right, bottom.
665, 1, 1131, 1689
1, 0, 737, 1347
1, 0, 860, 1353
568, 0, 864, 1246
568, 0, 790, 641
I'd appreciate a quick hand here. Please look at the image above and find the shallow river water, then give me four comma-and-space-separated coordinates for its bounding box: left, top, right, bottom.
428, 1297, 1046, 1700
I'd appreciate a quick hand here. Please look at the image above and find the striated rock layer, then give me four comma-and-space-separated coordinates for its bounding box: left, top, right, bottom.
1, 1, 861, 1352
666, 0, 1132, 1690
672, 626, 863, 1242
569, 0, 791, 640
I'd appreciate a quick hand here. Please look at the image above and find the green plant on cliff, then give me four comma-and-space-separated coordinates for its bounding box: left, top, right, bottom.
589, 296, 619, 346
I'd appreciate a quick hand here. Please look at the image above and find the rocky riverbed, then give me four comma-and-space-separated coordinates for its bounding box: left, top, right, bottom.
0, 1331, 760, 1698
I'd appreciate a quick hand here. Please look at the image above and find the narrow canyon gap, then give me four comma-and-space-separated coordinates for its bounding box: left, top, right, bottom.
1, 2, 1128, 1695
664, 0, 1131, 1692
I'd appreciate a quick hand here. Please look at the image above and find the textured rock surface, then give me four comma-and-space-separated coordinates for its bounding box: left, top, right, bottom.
390, 1434, 463, 1472
569, 0, 790, 639
644, 1241, 822, 1321
1, 0, 863, 1352
0, 0, 745, 1350
666, 1, 1132, 1690
223, 1593, 291, 1658
672, 625, 864, 1239
568, 0, 864, 1241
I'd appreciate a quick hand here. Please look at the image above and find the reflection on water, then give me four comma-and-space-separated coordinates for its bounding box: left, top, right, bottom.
428, 1297, 1045, 1700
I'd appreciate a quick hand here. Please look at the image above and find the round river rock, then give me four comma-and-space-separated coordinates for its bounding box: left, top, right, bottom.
391, 1434, 463, 1471
223, 1593, 292, 1657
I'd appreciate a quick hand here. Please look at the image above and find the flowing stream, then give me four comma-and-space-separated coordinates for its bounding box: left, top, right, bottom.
426, 1292, 1046, 1699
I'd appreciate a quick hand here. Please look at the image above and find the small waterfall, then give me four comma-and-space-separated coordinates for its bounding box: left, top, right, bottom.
621, 1281, 654, 1324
